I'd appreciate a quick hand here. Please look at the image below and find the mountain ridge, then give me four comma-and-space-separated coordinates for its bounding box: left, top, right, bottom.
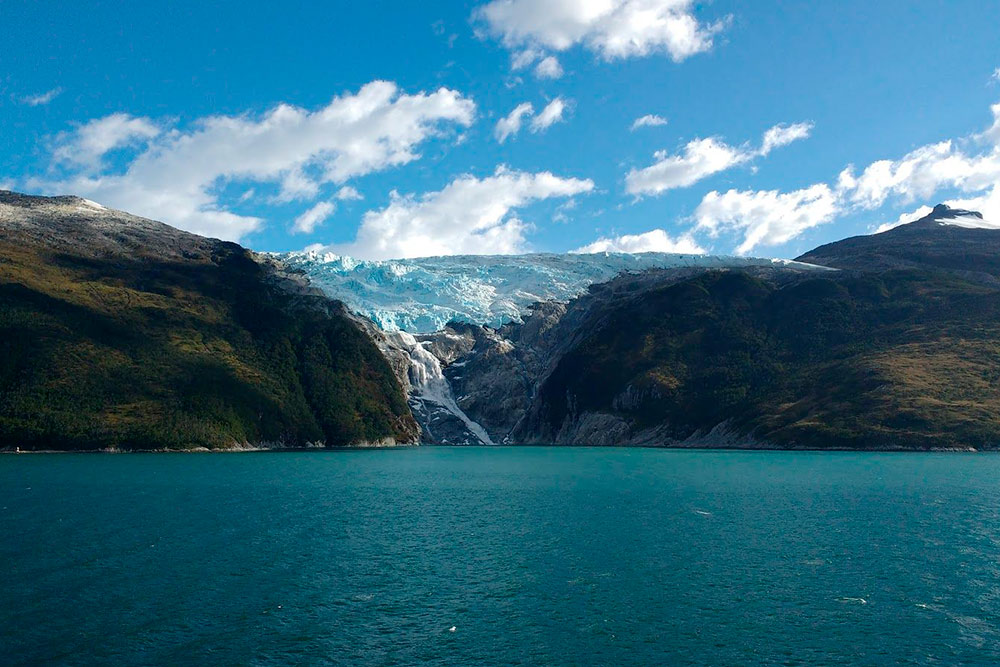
0, 191, 418, 451
3, 192, 999, 450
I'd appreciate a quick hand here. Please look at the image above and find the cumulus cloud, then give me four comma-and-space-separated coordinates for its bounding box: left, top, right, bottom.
495, 102, 534, 143
20, 88, 62, 106
534, 55, 564, 79
980, 101, 1000, 145
760, 122, 814, 155
872, 205, 934, 234
574, 229, 704, 254
631, 114, 668, 131
475, 0, 727, 66
328, 166, 594, 259
687, 101, 1000, 253
530, 98, 567, 132
52, 113, 161, 169
695, 185, 840, 255
335, 185, 364, 201
292, 201, 336, 234
842, 141, 1000, 210
627, 138, 746, 195
626, 121, 812, 196
495, 98, 567, 143
33, 81, 475, 241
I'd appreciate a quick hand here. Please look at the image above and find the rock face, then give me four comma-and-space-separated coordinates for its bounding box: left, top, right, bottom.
0, 191, 418, 451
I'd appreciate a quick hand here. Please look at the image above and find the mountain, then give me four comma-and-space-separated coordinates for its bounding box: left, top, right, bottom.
5, 192, 999, 451
798, 204, 1000, 280
284, 250, 826, 333
0, 191, 417, 451
364, 205, 1000, 450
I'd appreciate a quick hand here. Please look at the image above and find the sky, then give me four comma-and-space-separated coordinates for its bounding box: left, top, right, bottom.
2, 0, 1000, 260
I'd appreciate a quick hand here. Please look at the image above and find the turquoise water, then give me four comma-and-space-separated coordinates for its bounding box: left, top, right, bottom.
3, 448, 1000, 665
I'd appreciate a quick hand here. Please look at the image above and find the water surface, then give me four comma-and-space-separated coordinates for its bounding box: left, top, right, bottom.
3, 448, 1000, 665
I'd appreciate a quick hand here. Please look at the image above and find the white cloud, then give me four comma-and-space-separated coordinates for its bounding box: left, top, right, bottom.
20, 88, 62, 106
685, 99, 1000, 253
475, 0, 727, 65
626, 121, 812, 196
695, 184, 840, 255
510, 48, 543, 70
530, 98, 567, 132
292, 201, 335, 234
52, 113, 161, 169
873, 205, 934, 234
495, 102, 534, 143
982, 101, 1000, 145
34, 81, 475, 241
993, 67, 1000, 82
627, 138, 746, 195
329, 166, 594, 260
336, 185, 363, 201
760, 122, 814, 155
574, 229, 704, 254
844, 140, 1000, 210
534, 55, 564, 79
630, 114, 668, 131
0, 179, 15, 191
495, 98, 568, 143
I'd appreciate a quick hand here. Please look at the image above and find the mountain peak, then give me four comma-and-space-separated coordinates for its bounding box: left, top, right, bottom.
928, 203, 984, 221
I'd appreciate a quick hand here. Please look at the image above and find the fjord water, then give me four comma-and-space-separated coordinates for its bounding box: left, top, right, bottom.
3, 449, 1000, 665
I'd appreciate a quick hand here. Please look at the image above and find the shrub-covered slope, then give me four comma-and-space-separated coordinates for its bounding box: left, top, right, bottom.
0, 192, 417, 450
510, 207, 1000, 449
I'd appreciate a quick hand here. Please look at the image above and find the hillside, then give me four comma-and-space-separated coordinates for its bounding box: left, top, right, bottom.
0, 191, 418, 451
488, 206, 1000, 449
798, 204, 1000, 281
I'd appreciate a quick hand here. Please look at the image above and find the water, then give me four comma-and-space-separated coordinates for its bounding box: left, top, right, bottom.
2, 448, 1000, 666
393, 332, 493, 445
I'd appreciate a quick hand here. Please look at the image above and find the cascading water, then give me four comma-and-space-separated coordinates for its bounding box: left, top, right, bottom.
394, 332, 495, 445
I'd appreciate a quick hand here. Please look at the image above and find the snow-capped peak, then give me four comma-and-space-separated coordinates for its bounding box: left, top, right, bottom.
930, 205, 999, 229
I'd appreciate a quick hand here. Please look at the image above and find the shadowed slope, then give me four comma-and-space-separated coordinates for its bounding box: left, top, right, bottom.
0, 191, 417, 450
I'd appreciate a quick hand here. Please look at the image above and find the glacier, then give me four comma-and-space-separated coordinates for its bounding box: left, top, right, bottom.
281, 250, 828, 333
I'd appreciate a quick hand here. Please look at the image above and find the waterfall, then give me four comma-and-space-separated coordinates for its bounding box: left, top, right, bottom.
396, 332, 495, 445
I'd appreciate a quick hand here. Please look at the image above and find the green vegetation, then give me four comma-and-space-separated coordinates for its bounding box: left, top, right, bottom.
533, 269, 1000, 449
0, 239, 417, 450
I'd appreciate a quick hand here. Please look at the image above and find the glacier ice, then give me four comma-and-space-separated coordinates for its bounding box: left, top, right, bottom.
281, 250, 827, 333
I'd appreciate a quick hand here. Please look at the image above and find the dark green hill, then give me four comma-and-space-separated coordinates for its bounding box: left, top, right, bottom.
0, 192, 418, 451
509, 207, 1000, 450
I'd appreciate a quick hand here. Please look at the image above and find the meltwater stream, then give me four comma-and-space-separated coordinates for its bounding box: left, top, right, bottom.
394, 332, 494, 445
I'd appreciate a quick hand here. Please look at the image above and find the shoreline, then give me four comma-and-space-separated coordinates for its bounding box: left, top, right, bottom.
0, 443, 986, 454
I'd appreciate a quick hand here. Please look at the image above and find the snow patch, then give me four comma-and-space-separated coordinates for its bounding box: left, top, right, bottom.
936, 213, 1000, 229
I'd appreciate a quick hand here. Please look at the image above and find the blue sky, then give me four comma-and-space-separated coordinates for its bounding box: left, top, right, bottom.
2, 0, 999, 259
